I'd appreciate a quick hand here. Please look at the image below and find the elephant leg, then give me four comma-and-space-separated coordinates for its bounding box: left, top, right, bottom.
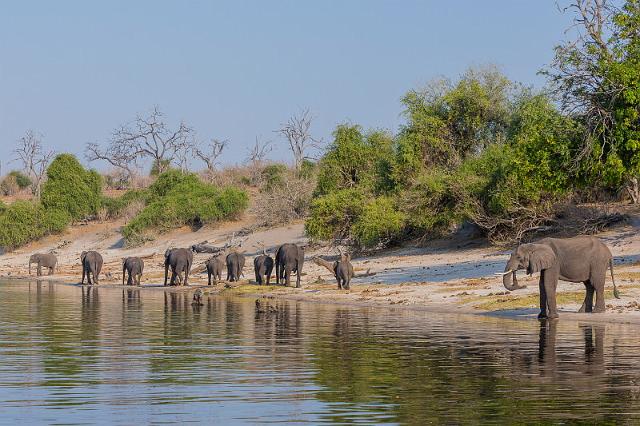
285, 267, 291, 287
344, 277, 350, 290
336, 275, 342, 290
208, 271, 212, 286
48, 267, 54, 276
593, 277, 606, 313
295, 261, 301, 288
579, 280, 594, 313
37, 264, 42, 276
82, 267, 86, 285
543, 269, 559, 319
538, 276, 548, 319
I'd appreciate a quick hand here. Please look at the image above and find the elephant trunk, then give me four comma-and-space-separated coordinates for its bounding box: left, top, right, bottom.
502, 262, 527, 292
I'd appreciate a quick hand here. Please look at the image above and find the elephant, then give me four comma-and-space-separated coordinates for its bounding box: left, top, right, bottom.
254, 250, 274, 285
334, 251, 354, 290
502, 236, 619, 319
81, 251, 103, 285
164, 248, 193, 286
122, 257, 144, 286
205, 254, 225, 285
29, 253, 57, 276
275, 243, 304, 288
226, 251, 246, 282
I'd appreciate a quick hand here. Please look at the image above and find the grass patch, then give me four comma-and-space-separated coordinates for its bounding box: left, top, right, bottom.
470, 289, 619, 311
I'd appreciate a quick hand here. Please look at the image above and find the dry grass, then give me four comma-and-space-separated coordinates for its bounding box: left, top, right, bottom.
468, 289, 620, 311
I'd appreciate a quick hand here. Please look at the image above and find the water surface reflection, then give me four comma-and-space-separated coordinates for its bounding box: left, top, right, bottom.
0, 280, 638, 424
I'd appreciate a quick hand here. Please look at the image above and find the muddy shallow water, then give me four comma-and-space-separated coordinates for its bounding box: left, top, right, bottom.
0, 280, 639, 424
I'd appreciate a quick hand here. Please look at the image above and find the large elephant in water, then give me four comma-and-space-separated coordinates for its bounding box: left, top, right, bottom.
29, 253, 57, 276
502, 236, 619, 319
164, 248, 193, 286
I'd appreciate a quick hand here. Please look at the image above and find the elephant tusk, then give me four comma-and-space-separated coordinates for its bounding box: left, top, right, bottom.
494, 270, 513, 276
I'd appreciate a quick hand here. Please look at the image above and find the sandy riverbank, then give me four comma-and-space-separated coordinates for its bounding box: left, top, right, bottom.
3, 208, 640, 322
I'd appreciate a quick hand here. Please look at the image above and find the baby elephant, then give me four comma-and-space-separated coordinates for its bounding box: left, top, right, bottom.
254, 250, 274, 285
29, 253, 57, 276
205, 254, 225, 285
81, 251, 103, 285
122, 257, 144, 286
334, 252, 354, 290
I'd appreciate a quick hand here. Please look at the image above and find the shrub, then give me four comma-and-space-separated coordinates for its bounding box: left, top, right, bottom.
41, 154, 102, 221
0, 201, 70, 251
352, 197, 406, 248
305, 188, 367, 242
8, 171, 32, 190
122, 171, 248, 245
261, 164, 288, 191
0, 175, 19, 196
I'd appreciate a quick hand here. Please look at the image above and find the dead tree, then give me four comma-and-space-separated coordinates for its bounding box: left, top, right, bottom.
194, 139, 227, 175
13, 130, 54, 198
245, 137, 272, 185
275, 108, 321, 171
86, 106, 194, 179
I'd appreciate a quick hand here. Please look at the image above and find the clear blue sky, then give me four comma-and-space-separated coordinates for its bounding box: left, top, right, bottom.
0, 1, 573, 172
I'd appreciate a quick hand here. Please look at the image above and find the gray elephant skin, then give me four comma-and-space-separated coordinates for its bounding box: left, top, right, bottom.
122, 257, 144, 286
275, 243, 304, 288
254, 251, 274, 285
503, 236, 619, 319
164, 248, 193, 286
334, 252, 354, 290
205, 255, 225, 285
226, 252, 245, 282
29, 253, 57, 276
81, 251, 103, 285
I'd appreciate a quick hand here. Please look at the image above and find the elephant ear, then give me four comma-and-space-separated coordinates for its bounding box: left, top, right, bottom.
526, 244, 556, 275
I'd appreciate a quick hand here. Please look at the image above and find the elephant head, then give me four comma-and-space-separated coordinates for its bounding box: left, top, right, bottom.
28, 254, 39, 275
502, 243, 557, 291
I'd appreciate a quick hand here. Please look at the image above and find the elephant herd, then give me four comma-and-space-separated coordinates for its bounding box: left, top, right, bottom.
25, 235, 623, 318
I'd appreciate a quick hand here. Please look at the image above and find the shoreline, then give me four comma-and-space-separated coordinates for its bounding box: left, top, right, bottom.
6, 274, 640, 325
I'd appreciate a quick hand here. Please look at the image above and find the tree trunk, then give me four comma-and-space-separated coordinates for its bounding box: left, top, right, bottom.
626, 177, 640, 204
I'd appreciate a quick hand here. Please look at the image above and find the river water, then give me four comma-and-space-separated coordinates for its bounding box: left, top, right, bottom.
0, 280, 639, 424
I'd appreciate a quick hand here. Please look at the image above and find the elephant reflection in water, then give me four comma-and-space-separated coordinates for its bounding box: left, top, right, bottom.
538, 320, 605, 377
122, 289, 141, 310
254, 299, 303, 342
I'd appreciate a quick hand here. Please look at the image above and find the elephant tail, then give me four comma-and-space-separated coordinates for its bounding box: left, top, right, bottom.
610, 258, 620, 299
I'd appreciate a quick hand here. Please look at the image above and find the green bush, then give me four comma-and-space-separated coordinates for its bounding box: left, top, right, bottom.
41, 154, 102, 221
122, 171, 248, 245
352, 197, 406, 248
0, 201, 70, 250
261, 164, 288, 191
305, 188, 367, 242
8, 171, 32, 190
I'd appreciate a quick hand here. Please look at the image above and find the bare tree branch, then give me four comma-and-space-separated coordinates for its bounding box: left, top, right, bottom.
275, 108, 321, 171
86, 106, 195, 179
13, 130, 54, 198
194, 139, 228, 172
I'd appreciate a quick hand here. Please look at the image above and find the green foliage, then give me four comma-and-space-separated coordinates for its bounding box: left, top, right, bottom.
41, 154, 102, 221
99, 190, 148, 219
352, 197, 406, 248
0, 201, 70, 250
8, 171, 32, 189
308, 67, 581, 246
315, 125, 396, 197
305, 189, 366, 242
261, 163, 288, 191
150, 159, 171, 177
122, 170, 248, 245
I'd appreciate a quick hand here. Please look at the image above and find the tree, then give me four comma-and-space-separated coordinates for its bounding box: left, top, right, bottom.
85, 106, 195, 181
194, 139, 227, 174
544, 0, 640, 202
276, 108, 321, 171
13, 130, 54, 198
